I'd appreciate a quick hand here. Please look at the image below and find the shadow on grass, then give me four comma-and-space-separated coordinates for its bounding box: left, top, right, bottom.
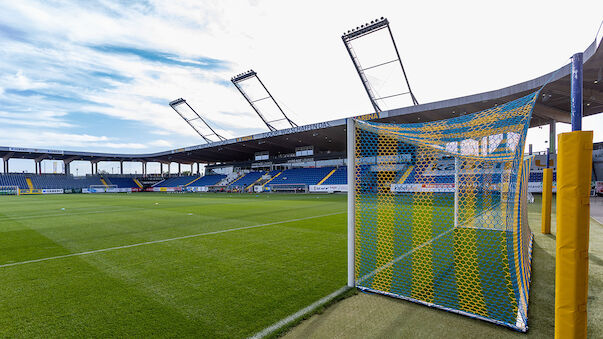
283, 234, 560, 338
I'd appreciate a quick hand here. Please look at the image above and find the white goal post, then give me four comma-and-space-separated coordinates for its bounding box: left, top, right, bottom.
346, 118, 355, 288
0, 186, 20, 195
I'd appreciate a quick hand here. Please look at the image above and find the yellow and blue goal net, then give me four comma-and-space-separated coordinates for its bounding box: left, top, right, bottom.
349, 92, 537, 331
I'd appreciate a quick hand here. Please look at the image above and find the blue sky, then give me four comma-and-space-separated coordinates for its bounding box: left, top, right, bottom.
0, 0, 602, 174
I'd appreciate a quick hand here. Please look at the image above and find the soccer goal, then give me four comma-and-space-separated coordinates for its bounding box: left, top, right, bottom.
0, 186, 20, 195
269, 183, 308, 193
347, 92, 538, 332
207, 185, 227, 192
88, 185, 118, 193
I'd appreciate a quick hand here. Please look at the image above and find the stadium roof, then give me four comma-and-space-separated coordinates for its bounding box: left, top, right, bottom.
1, 36, 602, 165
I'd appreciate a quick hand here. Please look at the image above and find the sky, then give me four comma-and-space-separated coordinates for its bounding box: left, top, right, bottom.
0, 0, 602, 174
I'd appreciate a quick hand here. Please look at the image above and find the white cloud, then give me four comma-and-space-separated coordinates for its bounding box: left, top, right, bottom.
0, 129, 135, 151
101, 142, 147, 149
0, 70, 48, 91
0, 110, 74, 128
149, 139, 172, 147
0, 118, 73, 128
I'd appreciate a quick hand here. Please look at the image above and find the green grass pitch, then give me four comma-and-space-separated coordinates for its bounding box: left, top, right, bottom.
2, 193, 601, 338
0, 193, 347, 338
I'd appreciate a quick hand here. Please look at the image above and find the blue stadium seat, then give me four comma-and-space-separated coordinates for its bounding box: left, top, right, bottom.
27, 174, 103, 189
0, 174, 28, 189
154, 174, 226, 188
266, 167, 334, 187
154, 176, 200, 187
189, 174, 226, 186
105, 177, 138, 188
321, 167, 347, 185
229, 172, 264, 189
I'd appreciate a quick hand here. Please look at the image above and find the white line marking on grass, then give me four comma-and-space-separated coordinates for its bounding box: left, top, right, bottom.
0, 212, 345, 268
357, 227, 455, 285
0, 208, 141, 221
248, 286, 350, 339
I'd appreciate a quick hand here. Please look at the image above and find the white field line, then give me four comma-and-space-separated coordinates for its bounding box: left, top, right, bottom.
248, 286, 350, 339
0, 200, 253, 221
0, 199, 330, 222
0, 212, 345, 269
357, 227, 455, 285
0, 207, 144, 221
356, 205, 504, 285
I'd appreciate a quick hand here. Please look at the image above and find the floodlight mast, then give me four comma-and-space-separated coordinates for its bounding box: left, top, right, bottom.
168, 98, 226, 143
342, 17, 419, 112
231, 70, 297, 131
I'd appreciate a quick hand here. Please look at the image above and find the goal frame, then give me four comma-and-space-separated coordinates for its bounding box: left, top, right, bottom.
346, 114, 534, 331
207, 185, 227, 192
347, 118, 355, 287
0, 185, 20, 195
269, 183, 308, 193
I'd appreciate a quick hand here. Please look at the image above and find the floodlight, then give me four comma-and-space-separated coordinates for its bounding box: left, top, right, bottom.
169, 98, 226, 143
231, 69, 297, 131
342, 17, 418, 112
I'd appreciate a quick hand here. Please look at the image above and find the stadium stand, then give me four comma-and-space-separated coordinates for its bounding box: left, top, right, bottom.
189, 174, 226, 187
0, 174, 28, 189
529, 171, 557, 182
105, 176, 138, 188
153, 174, 226, 188
228, 171, 264, 189
30, 175, 104, 189
0, 174, 104, 189
266, 167, 334, 187
0, 167, 557, 192
320, 167, 347, 185
153, 175, 200, 187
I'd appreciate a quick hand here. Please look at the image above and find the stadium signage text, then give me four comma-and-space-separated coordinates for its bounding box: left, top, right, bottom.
236, 135, 253, 142
260, 122, 333, 139
309, 184, 348, 192
391, 183, 455, 193
9, 147, 64, 155
354, 112, 379, 121
42, 189, 64, 194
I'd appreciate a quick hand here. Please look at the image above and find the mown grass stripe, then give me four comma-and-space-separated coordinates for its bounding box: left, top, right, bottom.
0, 212, 344, 268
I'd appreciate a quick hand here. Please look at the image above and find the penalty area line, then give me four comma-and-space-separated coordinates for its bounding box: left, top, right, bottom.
0, 211, 345, 269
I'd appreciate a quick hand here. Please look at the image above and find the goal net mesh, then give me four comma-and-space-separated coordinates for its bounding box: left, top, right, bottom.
0, 186, 20, 195
352, 91, 537, 331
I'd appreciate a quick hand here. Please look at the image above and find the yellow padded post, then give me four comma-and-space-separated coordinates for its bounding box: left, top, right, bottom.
541, 168, 553, 234
555, 131, 592, 339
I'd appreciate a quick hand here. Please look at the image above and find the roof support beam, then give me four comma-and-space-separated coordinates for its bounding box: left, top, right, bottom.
534, 103, 571, 124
